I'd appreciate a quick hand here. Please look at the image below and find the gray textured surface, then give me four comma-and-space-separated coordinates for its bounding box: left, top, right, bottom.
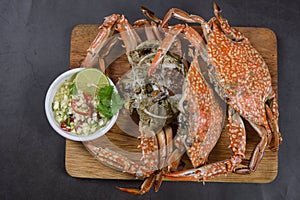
0, 0, 299, 199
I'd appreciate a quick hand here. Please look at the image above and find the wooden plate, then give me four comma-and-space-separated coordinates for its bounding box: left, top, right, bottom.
65, 24, 278, 183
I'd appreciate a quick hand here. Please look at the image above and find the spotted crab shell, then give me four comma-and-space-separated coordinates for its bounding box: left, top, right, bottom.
177, 56, 224, 168
207, 22, 273, 125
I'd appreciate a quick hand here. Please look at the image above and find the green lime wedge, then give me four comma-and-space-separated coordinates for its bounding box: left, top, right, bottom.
74, 68, 109, 95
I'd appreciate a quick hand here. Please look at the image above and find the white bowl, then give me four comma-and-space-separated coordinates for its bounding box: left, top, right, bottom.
45, 68, 119, 141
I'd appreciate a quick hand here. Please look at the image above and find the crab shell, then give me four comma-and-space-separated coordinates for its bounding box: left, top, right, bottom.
207, 22, 274, 126
177, 55, 224, 167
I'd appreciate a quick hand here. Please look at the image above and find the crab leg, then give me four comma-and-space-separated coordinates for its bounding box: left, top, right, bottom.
85, 125, 162, 195
148, 24, 185, 76
231, 94, 277, 174
133, 19, 162, 42
154, 126, 173, 192
81, 14, 120, 70
212, 2, 245, 42
160, 8, 205, 29
139, 7, 185, 65
118, 126, 173, 194
141, 7, 191, 59
158, 7, 211, 45
96, 36, 120, 71
266, 91, 282, 151
116, 15, 142, 52
138, 123, 159, 171
152, 21, 163, 42
159, 8, 210, 59
183, 25, 207, 61
146, 7, 212, 60
133, 12, 164, 51
83, 142, 153, 177
164, 126, 174, 162
117, 173, 156, 195
115, 125, 158, 195
133, 19, 156, 41
157, 129, 167, 169
166, 106, 245, 181
140, 6, 162, 25
117, 15, 162, 70
148, 15, 209, 76
234, 121, 269, 174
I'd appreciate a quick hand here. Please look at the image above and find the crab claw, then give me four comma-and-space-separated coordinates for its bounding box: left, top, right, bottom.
164, 168, 198, 181
148, 50, 165, 76
81, 14, 120, 70
213, 2, 222, 15
165, 163, 224, 182
148, 24, 185, 77
117, 15, 142, 52
117, 174, 156, 195
213, 1, 224, 24
166, 154, 243, 182
140, 6, 162, 24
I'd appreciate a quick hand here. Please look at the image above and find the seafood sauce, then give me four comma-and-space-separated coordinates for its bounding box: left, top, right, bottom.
52, 75, 110, 136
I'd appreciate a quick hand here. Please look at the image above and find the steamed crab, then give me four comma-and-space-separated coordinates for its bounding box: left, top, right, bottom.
80, 12, 224, 194
144, 3, 281, 181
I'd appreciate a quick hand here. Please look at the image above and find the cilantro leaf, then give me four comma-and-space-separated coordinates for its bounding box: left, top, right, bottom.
111, 92, 124, 115
69, 83, 77, 95
98, 85, 113, 107
97, 103, 113, 119
96, 85, 124, 119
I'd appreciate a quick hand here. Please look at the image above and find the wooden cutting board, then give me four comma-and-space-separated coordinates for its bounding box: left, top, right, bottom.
65, 24, 278, 183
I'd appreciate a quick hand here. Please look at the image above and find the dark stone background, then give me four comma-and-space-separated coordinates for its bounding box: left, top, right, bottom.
0, 0, 299, 199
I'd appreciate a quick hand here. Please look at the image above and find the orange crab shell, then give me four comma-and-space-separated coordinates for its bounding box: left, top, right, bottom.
207, 22, 273, 126
180, 56, 223, 168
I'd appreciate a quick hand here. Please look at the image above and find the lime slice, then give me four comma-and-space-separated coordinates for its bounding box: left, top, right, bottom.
74, 68, 109, 95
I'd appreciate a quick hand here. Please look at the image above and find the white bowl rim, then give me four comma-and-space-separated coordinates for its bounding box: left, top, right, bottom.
45, 68, 119, 141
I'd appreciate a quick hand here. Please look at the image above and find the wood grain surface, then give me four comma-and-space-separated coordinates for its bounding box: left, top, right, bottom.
65, 24, 278, 183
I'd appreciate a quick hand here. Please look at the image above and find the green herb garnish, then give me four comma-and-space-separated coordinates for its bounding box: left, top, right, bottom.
97, 85, 124, 119
69, 83, 77, 95
111, 91, 125, 115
